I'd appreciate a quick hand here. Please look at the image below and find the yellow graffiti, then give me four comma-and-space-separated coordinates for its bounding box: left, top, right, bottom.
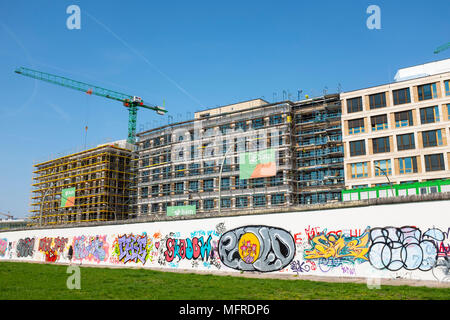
304, 232, 369, 261
239, 232, 260, 264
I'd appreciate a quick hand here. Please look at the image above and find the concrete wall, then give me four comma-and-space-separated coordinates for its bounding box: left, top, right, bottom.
0, 200, 449, 282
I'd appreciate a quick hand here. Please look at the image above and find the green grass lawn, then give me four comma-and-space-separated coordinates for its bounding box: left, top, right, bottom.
0, 262, 449, 300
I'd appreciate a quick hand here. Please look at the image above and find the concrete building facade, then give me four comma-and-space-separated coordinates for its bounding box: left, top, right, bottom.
341, 66, 450, 189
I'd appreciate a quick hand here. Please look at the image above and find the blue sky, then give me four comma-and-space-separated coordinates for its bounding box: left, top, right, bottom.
0, 0, 449, 218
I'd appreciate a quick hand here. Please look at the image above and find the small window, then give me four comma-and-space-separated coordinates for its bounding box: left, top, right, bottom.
398, 156, 418, 174
417, 83, 438, 101
394, 110, 414, 127
350, 162, 369, 178
424, 153, 445, 172
347, 97, 363, 113
371, 114, 388, 131
374, 159, 392, 176
372, 136, 390, 153
393, 88, 411, 105
369, 92, 387, 109
349, 140, 366, 157
396, 133, 415, 151
420, 106, 440, 124
236, 196, 248, 208
348, 118, 365, 134
422, 130, 443, 148
445, 80, 450, 96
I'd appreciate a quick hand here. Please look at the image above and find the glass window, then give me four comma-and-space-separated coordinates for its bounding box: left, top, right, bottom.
396, 133, 415, 151
374, 159, 392, 176
270, 114, 283, 125
188, 180, 198, 192
422, 130, 443, 148
420, 106, 440, 124
189, 163, 200, 176
175, 164, 185, 177
271, 194, 285, 205
347, 97, 363, 113
372, 136, 390, 153
424, 153, 445, 171
220, 177, 230, 190
162, 184, 170, 195
252, 118, 264, 129
220, 197, 231, 208
350, 162, 368, 178
348, 118, 365, 134
236, 196, 248, 208
369, 92, 386, 109
393, 88, 411, 105
235, 121, 248, 132
189, 200, 199, 210
251, 178, 265, 188
417, 83, 438, 101
395, 110, 414, 127
203, 199, 215, 210
349, 140, 366, 157
371, 114, 388, 131
236, 177, 247, 189
445, 80, 450, 96
175, 182, 184, 194
398, 156, 418, 174
253, 195, 266, 207
203, 179, 214, 192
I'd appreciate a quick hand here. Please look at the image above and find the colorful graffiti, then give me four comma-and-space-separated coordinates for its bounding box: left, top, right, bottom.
368, 226, 445, 271
218, 226, 295, 272
112, 233, 153, 264
303, 229, 370, 267
73, 235, 109, 263
38, 237, 68, 262
164, 235, 212, 263
16, 237, 35, 258
0, 238, 8, 257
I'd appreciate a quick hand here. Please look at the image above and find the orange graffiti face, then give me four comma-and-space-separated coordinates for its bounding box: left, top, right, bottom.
238, 232, 260, 264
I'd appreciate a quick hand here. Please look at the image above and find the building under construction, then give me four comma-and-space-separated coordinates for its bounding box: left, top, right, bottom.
30, 141, 136, 226
292, 94, 344, 204
135, 96, 344, 216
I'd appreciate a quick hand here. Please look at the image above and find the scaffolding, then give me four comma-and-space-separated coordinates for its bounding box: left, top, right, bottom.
135, 101, 296, 215
29, 143, 136, 226
292, 94, 345, 204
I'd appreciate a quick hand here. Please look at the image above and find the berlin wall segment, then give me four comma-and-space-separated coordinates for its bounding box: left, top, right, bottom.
0, 200, 449, 282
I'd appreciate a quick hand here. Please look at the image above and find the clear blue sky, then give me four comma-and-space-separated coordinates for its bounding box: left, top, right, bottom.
0, 0, 449, 218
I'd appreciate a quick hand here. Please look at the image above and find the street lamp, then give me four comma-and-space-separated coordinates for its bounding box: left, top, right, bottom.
375, 165, 395, 197
218, 144, 234, 215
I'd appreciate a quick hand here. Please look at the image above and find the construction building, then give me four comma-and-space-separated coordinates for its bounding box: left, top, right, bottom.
341, 59, 450, 190
292, 94, 344, 204
135, 96, 344, 216
30, 141, 136, 226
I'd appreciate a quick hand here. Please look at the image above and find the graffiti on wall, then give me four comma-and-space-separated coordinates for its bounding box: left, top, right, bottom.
218, 225, 295, 272
73, 235, 109, 263
16, 237, 35, 258
303, 229, 370, 268
0, 238, 8, 257
367, 226, 445, 272
112, 233, 153, 264
38, 237, 68, 262
164, 235, 213, 263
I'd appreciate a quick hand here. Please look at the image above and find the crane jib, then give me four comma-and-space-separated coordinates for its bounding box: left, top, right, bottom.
15, 66, 167, 144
